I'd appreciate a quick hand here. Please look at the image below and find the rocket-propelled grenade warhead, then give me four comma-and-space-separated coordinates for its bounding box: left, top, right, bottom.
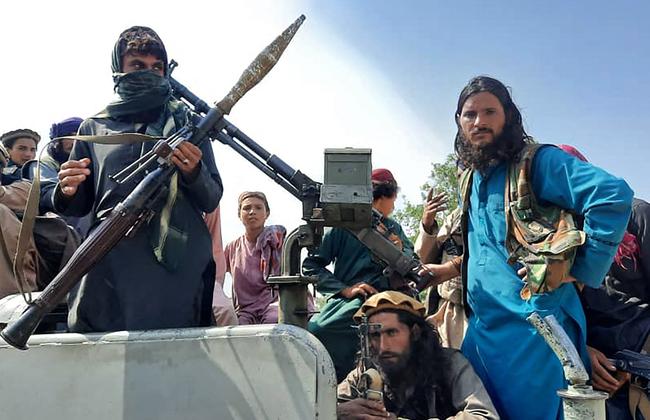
216, 14, 306, 115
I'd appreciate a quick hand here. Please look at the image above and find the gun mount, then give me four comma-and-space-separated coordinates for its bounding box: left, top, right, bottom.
0, 15, 425, 350
167, 71, 426, 328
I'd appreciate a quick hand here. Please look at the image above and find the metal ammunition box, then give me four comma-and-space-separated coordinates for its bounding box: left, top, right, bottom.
320, 148, 372, 229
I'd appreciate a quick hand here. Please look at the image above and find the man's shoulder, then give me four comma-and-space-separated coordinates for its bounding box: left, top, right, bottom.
524, 143, 572, 171
78, 116, 120, 135
511, 143, 555, 165
438, 347, 473, 372
633, 197, 649, 213
439, 347, 465, 360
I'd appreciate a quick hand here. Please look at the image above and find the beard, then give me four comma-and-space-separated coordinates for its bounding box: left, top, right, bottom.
372, 348, 412, 383
457, 129, 509, 174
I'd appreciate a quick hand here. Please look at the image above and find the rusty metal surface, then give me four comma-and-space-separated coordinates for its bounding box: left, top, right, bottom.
216, 15, 305, 115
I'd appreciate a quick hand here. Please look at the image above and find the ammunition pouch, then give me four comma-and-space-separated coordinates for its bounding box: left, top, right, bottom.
459, 144, 586, 301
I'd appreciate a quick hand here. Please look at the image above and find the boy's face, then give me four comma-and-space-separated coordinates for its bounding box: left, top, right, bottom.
8, 137, 37, 165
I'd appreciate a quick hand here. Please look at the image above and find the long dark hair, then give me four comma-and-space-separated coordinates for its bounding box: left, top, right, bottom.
372, 181, 399, 201
365, 310, 454, 418
398, 311, 454, 418
454, 76, 531, 171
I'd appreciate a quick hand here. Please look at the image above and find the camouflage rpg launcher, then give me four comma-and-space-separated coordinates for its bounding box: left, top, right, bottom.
0, 15, 307, 350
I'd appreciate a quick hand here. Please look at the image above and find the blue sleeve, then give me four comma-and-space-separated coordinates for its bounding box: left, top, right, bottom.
531, 146, 634, 287
38, 163, 60, 214
302, 228, 348, 294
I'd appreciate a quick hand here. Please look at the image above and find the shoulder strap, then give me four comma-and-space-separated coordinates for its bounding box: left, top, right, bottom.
54, 133, 162, 145
506, 143, 544, 221
459, 168, 473, 212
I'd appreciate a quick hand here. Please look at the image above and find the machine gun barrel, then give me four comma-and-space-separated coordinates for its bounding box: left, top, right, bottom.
212, 130, 302, 199
221, 121, 311, 188
169, 64, 210, 115
170, 75, 316, 200
171, 78, 430, 291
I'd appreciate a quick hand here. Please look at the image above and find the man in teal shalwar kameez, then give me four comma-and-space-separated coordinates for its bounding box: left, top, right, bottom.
304, 168, 415, 382
420, 76, 633, 419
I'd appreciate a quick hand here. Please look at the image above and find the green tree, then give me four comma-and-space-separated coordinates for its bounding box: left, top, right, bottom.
393, 153, 460, 242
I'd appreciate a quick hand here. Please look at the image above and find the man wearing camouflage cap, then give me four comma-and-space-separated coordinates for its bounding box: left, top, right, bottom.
337, 291, 498, 420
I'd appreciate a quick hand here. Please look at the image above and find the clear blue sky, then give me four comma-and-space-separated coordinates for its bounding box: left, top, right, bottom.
0, 1, 645, 243
310, 0, 648, 200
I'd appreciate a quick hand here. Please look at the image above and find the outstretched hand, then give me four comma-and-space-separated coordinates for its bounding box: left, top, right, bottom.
421, 190, 448, 234
417, 261, 459, 289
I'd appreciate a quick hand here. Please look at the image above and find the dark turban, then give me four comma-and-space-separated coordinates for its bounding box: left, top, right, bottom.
111, 26, 168, 76
49, 117, 83, 139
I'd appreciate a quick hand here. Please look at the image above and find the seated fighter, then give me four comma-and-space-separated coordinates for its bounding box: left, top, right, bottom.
337, 291, 499, 420
0, 128, 39, 185
0, 144, 38, 299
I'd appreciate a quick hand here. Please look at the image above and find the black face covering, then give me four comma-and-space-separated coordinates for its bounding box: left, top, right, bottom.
104, 70, 172, 118
104, 26, 171, 118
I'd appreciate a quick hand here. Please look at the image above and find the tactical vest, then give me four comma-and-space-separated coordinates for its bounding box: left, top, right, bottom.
460, 144, 586, 300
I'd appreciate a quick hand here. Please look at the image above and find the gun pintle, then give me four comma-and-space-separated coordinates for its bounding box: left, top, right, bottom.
216, 14, 306, 115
